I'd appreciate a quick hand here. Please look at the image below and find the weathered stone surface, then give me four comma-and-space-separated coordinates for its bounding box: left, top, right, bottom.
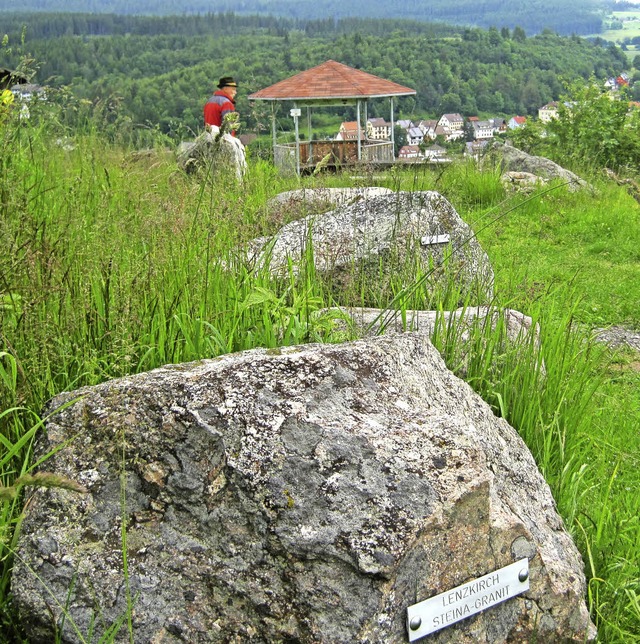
267, 187, 394, 214
248, 191, 494, 303
334, 305, 535, 341
501, 171, 546, 193
594, 325, 640, 352
14, 334, 594, 643
325, 306, 541, 377
177, 127, 246, 181
483, 142, 589, 192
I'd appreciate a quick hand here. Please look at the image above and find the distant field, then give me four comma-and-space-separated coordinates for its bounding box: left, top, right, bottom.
600, 10, 640, 43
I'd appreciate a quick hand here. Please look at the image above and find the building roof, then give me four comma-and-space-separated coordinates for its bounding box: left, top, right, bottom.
248, 60, 416, 102
368, 117, 390, 126
398, 145, 421, 155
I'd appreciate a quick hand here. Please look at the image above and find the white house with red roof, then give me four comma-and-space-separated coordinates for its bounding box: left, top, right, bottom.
508, 116, 527, 129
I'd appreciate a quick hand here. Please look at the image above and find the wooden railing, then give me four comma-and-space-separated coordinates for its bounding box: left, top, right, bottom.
274, 140, 394, 173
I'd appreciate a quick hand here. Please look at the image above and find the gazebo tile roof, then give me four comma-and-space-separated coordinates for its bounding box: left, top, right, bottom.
248, 60, 415, 101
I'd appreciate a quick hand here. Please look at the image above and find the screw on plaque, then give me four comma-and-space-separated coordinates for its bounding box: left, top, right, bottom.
409, 616, 422, 631
519, 569, 529, 582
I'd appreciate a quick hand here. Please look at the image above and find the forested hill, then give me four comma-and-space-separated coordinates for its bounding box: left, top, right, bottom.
0, 13, 627, 141
0, 0, 607, 36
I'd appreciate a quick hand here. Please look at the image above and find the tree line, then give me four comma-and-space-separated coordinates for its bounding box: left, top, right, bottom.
0, 0, 607, 36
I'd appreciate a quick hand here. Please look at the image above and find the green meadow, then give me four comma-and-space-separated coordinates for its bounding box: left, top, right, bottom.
601, 10, 640, 52
1, 98, 640, 641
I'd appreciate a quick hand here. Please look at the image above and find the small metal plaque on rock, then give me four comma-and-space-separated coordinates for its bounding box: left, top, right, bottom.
406, 558, 530, 641
420, 234, 450, 246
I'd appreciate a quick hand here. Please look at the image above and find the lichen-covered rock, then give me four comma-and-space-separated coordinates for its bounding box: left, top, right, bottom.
267, 187, 394, 214
483, 142, 589, 192
14, 334, 594, 643
177, 127, 246, 181
334, 305, 534, 340
501, 170, 546, 193
248, 191, 494, 304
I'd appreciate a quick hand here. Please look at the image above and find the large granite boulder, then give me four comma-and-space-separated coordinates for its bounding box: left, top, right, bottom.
483, 142, 589, 192
14, 334, 594, 643
248, 191, 494, 304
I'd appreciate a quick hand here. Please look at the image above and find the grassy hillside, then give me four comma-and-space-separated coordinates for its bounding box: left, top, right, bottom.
1, 95, 639, 641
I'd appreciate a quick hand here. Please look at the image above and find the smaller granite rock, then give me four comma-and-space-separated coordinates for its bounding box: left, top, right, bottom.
248, 191, 494, 304
501, 171, 546, 193
594, 325, 640, 352
267, 187, 393, 214
483, 142, 589, 192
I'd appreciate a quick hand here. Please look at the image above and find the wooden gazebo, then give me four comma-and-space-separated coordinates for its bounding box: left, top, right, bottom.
248, 60, 416, 175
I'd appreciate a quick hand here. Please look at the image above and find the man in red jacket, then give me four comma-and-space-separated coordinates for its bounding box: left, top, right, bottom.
204, 76, 238, 133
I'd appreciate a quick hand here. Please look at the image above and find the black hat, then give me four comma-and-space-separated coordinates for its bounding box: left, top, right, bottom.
217, 76, 237, 89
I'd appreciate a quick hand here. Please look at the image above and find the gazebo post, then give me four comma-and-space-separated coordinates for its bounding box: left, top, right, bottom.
356, 99, 362, 161
390, 97, 395, 158
271, 103, 277, 158
293, 102, 301, 177
364, 101, 368, 138
307, 106, 312, 167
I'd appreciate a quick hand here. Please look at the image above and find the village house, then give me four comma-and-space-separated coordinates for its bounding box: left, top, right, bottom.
438, 113, 464, 131
465, 140, 490, 161
472, 120, 494, 140
396, 119, 414, 131
9, 82, 47, 120
10, 83, 46, 101
423, 143, 449, 162
538, 102, 559, 123
605, 73, 630, 91
336, 121, 365, 141
397, 144, 422, 161
508, 115, 527, 129
407, 126, 425, 145
490, 117, 507, 134
366, 117, 392, 140
417, 119, 438, 140
443, 126, 464, 142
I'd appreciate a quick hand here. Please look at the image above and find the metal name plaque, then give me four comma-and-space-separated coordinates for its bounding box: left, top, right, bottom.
420, 234, 450, 246
406, 558, 530, 641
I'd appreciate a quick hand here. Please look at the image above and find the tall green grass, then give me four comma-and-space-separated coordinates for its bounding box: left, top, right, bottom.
1, 101, 639, 641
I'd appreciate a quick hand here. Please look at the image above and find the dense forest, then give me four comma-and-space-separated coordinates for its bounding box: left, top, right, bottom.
0, 0, 607, 36
1, 13, 629, 143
